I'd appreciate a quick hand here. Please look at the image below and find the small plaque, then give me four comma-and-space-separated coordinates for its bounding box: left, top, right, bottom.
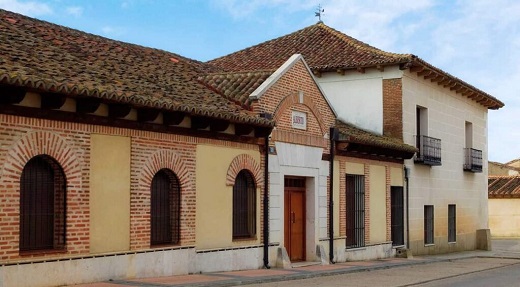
292, 111, 307, 130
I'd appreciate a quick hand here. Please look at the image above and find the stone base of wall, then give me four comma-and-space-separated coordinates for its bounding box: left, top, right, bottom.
409, 232, 476, 256
331, 240, 394, 262
0, 246, 273, 287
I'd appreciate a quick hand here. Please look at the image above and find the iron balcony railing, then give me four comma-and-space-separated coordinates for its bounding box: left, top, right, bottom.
463, 148, 483, 172
414, 135, 442, 166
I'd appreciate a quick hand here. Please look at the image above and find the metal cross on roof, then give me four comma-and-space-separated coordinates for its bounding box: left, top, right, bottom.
315, 4, 324, 23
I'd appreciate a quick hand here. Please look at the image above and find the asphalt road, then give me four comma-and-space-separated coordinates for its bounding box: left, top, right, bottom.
247, 257, 520, 287
416, 263, 520, 287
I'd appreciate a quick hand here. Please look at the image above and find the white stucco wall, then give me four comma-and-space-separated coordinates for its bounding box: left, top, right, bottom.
316, 66, 403, 135
401, 70, 489, 254
268, 142, 328, 262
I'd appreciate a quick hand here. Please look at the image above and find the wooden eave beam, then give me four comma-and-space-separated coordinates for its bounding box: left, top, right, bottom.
336, 69, 345, 75
409, 65, 425, 73
0, 86, 26, 104
209, 118, 230, 132
163, 111, 185, 125
76, 98, 101, 113
356, 67, 365, 74
235, 123, 254, 136
417, 69, 432, 77
336, 142, 350, 151
41, 93, 66, 109
191, 116, 211, 130
254, 126, 272, 138
376, 65, 384, 72
424, 72, 438, 80
108, 103, 132, 118
137, 108, 160, 122
312, 69, 322, 78
430, 75, 445, 83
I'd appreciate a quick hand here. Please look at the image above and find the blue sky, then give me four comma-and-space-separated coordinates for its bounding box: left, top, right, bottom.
1, 0, 518, 163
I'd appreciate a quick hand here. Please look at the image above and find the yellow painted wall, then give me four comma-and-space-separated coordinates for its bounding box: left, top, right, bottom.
390, 167, 403, 186
346, 162, 364, 175
196, 144, 261, 249
489, 199, 520, 237
333, 160, 340, 237
90, 134, 131, 253
369, 165, 387, 244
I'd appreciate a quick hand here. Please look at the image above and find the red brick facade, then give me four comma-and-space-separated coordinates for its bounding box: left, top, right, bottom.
383, 78, 403, 140
0, 113, 262, 262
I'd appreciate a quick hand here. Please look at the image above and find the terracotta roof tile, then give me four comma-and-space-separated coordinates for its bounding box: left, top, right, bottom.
488, 176, 520, 198
336, 120, 418, 155
0, 9, 273, 127
209, 22, 503, 110
210, 23, 410, 73
198, 71, 272, 108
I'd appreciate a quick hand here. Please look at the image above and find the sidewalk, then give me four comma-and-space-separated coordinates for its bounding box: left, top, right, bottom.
73, 240, 520, 287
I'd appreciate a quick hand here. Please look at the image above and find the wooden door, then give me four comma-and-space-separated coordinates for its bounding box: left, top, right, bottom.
284, 177, 306, 262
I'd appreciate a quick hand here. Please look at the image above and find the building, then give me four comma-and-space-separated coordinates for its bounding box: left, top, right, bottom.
489, 161, 520, 176
0, 9, 274, 286
488, 176, 520, 237
210, 22, 504, 256
201, 54, 416, 264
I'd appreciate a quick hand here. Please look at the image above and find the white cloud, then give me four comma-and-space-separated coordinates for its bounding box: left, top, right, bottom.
101, 25, 126, 36
0, 0, 52, 16
65, 6, 83, 17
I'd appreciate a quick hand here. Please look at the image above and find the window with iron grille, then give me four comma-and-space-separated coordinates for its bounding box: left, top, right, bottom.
448, 204, 456, 243
233, 170, 256, 239
151, 169, 181, 246
346, 174, 365, 248
20, 155, 66, 252
424, 205, 434, 245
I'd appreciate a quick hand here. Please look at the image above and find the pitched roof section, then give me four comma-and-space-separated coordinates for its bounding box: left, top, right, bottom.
0, 9, 272, 127
198, 71, 272, 108
210, 23, 410, 73
335, 120, 417, 159
489, 176, 520, 198
209, 22, 503, 110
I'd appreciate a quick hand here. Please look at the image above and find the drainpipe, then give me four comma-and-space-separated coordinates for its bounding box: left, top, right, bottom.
263, 135, 270, 269
329, 127, 337, 264
404, 166, 410, 250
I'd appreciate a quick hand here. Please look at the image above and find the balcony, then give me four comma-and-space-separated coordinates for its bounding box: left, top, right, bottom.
463, 148, 483, 172
414, 135, 442, 166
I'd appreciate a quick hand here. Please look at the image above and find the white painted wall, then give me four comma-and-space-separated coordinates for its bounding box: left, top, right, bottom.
268, 142, 328, 262
401, 70, 489, 254
316, 66, 403, 135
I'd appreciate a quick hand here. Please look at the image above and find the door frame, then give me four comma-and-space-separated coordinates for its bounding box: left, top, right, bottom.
284, 176, 306, 262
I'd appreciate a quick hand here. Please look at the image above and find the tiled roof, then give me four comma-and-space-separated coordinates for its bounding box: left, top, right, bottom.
488, 176, 520, 198
209, 22, 503, 110
210, 23, 410, 73
505, 158, 520, 167
335, 120, 418, 155
0, 9, 273, 127
198, 71, 273, 108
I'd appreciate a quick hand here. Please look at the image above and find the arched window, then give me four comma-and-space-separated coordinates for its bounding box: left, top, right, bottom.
151, 169, 180, 246
20, 155, 66, 251
233, 170, 256, 239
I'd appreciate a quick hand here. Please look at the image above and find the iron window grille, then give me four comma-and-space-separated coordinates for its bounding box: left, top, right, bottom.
463, 148, 483, 173
20, 155, 66, 252
424, 205, 434, 245
346, 174, 365, 249
391, 186, 404, 246
448, 204, 456, 243
151, 169, 181, 246
233, 170, 256, 239
414, 135, 442, 166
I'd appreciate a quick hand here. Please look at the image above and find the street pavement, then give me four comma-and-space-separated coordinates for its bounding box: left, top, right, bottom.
71, 239, 520, 287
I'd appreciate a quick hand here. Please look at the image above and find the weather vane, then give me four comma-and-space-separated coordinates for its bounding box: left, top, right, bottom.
315, 4, 324, 23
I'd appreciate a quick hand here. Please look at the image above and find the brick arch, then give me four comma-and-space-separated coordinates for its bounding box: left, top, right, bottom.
0, 130, 86, 257
226, 154, 263, 187
139, 150, 191, 190
1, 130, 82, 183
273, 93, 326, 135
